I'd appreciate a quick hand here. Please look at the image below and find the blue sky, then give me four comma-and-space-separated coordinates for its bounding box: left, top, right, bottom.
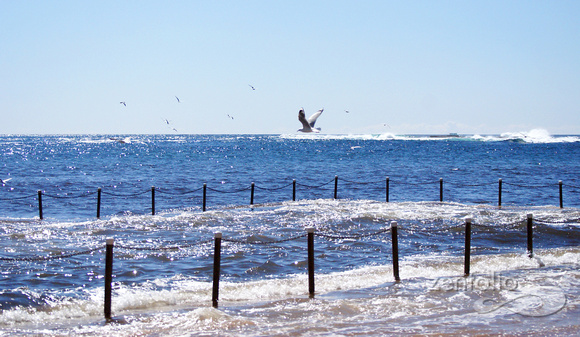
1, 1, 579, 135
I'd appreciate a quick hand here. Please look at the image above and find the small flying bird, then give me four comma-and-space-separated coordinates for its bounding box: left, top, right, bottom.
175, 96, 180, 103
164, 118, 170, 125
120, 102, 126, 106
297, 108, 323, 133
0, 178, 11, 185
345, 110, 350, 113
227, 114, 234, 120
248, 84, 255, 90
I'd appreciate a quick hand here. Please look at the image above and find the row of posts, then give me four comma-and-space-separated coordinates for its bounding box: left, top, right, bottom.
103, 214, 536, 318
34, 179, 566, 219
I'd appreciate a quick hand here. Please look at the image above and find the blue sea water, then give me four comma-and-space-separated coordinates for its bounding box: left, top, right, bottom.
0, 131, 579, 336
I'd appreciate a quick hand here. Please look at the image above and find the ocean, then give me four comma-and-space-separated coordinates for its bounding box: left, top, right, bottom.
0, 130, 579, 336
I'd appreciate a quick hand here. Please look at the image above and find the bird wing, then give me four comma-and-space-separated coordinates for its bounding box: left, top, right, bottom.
308, 109, 323, 127
298, 109, 312, 131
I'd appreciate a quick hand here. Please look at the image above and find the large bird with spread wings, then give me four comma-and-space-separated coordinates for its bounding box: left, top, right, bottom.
298, 108, 323, 133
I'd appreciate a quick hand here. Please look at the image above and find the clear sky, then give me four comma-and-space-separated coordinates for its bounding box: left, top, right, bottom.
1, 1, 579, 135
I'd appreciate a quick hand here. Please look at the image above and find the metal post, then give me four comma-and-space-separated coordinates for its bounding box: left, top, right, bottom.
391, 221, 400, 282
334, 175, 338, 199
306, 227, 315, 297
498, 178, 503, 207
559, 180, 563, 208
386, 177, 390, 203
151, 186, 155, 215
464, 218, 472, 276
104, 238, 114, 320
203, 183, 207, 212
37, 190, 43, 220
293, 179, 296, 201
250, 182, 255, 205
527, 214, 533, 258
439, 178, 443, 202
212, 232, 222, 308
97, 188, 102, 219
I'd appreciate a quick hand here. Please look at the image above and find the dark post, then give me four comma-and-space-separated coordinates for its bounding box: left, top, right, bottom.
527, 214, 533, 258
464, 218, 472, 276
386, 177, 390, 203
37, 190, 43, 220
250, 182, 255, 205
391, 221, 400, 282
439, 178, 443, 202
212, 232, 222, 308
104, 238, 114, 320
293, 179, 296, 201
97, 188, 102, 219
498, 178, 503, 207
334, 175, 338, 199
306, 227, 315, 297
559, 180, 563, 208
151, 186, 155, 216
202, 183, 207, 212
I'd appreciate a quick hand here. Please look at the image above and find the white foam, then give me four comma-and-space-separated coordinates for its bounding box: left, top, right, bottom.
2, 247, 577, 325
1, 200, 579, 335
280, 129, 580, 143
491, 129, 579, 143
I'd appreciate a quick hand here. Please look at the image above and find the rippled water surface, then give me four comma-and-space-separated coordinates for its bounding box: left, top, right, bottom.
0, 132, 579, 336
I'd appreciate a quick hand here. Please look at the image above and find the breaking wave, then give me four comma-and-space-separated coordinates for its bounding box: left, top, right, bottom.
281, 129, 580, 143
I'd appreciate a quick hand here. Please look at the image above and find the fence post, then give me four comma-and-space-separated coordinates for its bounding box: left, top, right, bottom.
212, 232, 222, 308
97, 188, 102, 219
439, 178, 443, 202
104, 238, 114, 320
391, 221, 400, 282
386, 177, 390, 203
334, 176, 338, 199
306, 227, 315, 297
250, 182, 255, 205
464, 218, 472, 276
527, 214, 533, 258
37, 190, 43, 220
559, 181, 563, 208
498, 179, 502, 207
293, 179, 296, 201
203, 183, 207, 212
151, 186, 155, 216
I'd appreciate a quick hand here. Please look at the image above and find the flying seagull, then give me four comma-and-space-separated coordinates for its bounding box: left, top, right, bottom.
175, 96, 180, 103
227, 114, 234, 120
298, 108, 323, 133
248, 84, 255, 90
0, 178, 11, 185
120, 102, 126, 106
